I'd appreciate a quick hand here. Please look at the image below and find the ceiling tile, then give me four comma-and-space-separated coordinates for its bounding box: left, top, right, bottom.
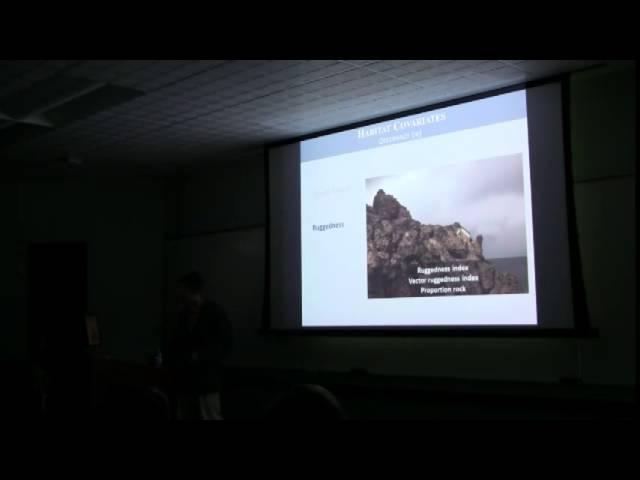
0, 59, 609, 173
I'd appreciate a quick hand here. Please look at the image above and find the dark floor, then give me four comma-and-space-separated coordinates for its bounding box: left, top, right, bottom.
221, 370, 637, 420
1, 360, 636, 420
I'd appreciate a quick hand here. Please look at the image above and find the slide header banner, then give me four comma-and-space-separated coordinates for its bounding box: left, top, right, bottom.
301, 90, 527, 163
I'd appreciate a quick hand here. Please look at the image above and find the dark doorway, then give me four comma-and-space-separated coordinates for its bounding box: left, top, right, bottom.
27, 242, 90, 418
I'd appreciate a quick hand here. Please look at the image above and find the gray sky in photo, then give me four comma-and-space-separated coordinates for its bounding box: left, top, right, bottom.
366, 154, 527, 259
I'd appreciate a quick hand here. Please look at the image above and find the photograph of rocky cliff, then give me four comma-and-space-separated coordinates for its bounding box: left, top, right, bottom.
366, 154, 529, 299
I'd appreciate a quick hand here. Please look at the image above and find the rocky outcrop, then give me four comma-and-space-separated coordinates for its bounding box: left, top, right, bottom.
367, 189, 523, 298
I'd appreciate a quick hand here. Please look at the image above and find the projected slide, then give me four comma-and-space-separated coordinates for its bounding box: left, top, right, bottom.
299, 89, 538, 327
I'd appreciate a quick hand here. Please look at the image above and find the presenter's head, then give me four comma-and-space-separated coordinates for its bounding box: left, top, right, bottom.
177, 271, 205, 314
